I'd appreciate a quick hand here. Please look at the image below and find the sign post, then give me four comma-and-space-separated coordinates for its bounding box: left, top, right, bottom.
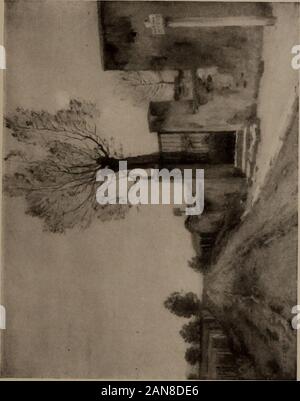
144, 14, 166, 35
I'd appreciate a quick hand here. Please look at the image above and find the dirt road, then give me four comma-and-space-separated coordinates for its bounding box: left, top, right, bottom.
205, 109, 298, 379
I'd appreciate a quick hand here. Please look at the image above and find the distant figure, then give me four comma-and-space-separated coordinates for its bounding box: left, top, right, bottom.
196, 67, 235, 92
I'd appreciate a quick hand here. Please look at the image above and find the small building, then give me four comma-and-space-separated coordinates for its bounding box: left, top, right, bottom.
99, 1, 268, 174
98, 1, 273, 71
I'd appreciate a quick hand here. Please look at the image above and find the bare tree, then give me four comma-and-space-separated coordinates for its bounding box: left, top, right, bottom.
4, 99, 160, 233
117, 71, 175, 105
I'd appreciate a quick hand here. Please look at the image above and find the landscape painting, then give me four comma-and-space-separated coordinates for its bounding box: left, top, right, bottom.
1, 1, 298, 380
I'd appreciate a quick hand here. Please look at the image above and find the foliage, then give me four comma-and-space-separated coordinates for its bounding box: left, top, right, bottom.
185, 346, 201, 366
164, 291, 201, 318
188, 256, 209, 274
180, 319, 202, 344
4, 99, 130, 233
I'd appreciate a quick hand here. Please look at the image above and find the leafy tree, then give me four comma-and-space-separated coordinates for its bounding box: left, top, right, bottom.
3, 99, 161, 233
185, 346, 201, 366
180, 319, 202, 344
117, 71, 175, 105
164, 291, 201, 318
188, 256, 209, 274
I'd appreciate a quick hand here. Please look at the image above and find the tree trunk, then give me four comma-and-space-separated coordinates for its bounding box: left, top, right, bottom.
125, 153, 161, 169
103, 152, 244, 179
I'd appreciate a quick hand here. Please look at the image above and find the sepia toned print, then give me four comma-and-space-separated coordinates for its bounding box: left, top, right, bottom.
1, 1, 299, 380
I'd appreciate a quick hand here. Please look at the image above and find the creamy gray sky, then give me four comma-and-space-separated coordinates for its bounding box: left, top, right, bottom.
3, 0, 201, 379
